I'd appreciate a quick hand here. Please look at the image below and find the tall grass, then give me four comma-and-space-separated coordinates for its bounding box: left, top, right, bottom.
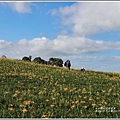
0, 58, 120, 118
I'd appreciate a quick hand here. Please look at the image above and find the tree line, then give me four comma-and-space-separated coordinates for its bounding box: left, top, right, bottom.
22, 55, 64, 67
1, 55, 73, 70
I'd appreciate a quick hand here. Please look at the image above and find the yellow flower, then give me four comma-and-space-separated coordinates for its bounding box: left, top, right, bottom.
70, 89, 73, 92
44, 88, 47, 90
20, 104, 24, 108
34, 87, 37, 89
64, 87, 68, 91
50, 104, 55, 107
100, 106, 103, 109
23, 100, 31, 105
96, 97, 100, 100
92, 103, 96, 107
38, 91, 43, 95
12, 93, 18, 98
22, 108, 27, 113
84, 106, 88, 109
19, 97, 23, 101
42, 114, 48, 118
89, 98, 93, 101
28, 76, 32, 80
79, 95, 82, 98
52, 89, 55, 93
80, 101, 85, 104
75, 101, 79, 104
73, 88, 77, 91
45, 99, 49, 102
99, 103, 102, 107
28, 89, 31, 92
56, 93, 60, 96
52, 97, 56, 101
82, 88, 87, 93
15, 90, 20, 94
71, 105, 75, 109
9, 104, 13, 107
31, 101, 35, 104
5, 91, 9, 94
102, 100, 107, 105
8, 107, 13, 111
102, 90, 106, 93
71, 101, 75, 104
44, 76, 48, 79
21, 70, 25, 73
84, 96, 87, 99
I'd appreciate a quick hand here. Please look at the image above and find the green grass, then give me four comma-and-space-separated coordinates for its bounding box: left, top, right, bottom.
0, 58, 120, 118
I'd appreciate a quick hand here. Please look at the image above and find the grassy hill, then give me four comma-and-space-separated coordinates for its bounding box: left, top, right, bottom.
0, 58, 120, 118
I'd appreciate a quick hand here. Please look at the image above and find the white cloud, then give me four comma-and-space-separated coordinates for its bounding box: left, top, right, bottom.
2, 2, 32, 13
1, 36, 120, 59
53, 2, 120, 36
51, 8, 57, 15
0, 40, 11, 49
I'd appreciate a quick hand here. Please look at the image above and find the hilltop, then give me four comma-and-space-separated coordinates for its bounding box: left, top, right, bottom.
0, 58, 120, 118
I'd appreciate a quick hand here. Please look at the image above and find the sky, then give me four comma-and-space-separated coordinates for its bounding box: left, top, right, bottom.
1, 1, 120, 72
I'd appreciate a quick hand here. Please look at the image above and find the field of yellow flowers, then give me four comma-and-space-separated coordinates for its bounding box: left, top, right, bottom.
0, 58, 120, 118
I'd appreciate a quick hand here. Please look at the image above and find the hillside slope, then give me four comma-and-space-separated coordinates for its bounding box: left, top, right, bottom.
0, 58, 120, 118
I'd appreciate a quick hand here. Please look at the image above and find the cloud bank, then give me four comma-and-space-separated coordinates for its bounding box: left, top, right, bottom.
1, 36, 120, 58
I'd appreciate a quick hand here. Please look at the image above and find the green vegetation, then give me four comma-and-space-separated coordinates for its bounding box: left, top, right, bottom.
0, 58, 120, 118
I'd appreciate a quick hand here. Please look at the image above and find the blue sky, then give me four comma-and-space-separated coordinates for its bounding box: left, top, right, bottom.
0, 2, 74, 41
1, 1, 120, 72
